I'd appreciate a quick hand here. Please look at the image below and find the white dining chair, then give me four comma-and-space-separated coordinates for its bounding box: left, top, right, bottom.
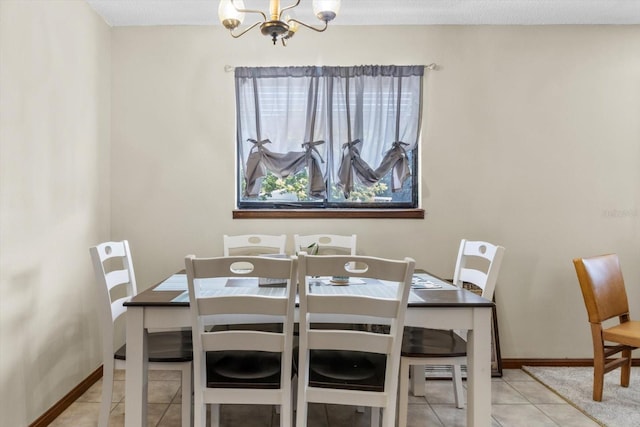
296, 253, 415, 427
185, 254, 297, 427
223, 234, 287, 256
89, 240, 193, 427
398, 239, 505, 425
293, 233, 357, 255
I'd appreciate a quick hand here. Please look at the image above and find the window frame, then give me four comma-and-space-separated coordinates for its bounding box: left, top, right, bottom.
233, 65, 424, 214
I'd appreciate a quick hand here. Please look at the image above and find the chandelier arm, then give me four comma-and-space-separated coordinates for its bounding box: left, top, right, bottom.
278, 0, 302, 20
229, 21, 263, 38
287, 18, 329, 33
230, 0, 267, 21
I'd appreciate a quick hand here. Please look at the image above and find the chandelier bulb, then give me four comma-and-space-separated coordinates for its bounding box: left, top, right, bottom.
218, 0, 245, 29
312, 0, 341, 22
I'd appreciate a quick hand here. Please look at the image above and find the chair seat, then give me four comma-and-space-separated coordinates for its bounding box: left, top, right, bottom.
295, 349, 387, 392
115, 330, 193, 362
401, 327, 467, 358
206, 351, 282, 389
603, 321, 640, 348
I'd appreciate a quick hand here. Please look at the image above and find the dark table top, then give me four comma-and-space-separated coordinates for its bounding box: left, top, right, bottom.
125, 270, 494, 309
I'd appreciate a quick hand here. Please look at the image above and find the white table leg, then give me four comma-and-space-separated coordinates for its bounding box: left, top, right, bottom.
467, 307, 492, 427
125, 306, 148, 427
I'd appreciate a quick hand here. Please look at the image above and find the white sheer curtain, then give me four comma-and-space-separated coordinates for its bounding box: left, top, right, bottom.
235, 65, 423, 200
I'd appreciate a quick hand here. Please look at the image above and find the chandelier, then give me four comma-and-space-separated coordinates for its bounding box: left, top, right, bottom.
218, 0, 341, 45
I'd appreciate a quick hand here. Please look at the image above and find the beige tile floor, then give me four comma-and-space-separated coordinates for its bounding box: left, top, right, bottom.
49, 369, 601, 427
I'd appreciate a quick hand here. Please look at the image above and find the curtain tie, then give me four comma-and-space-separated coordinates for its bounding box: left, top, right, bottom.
248, 138, 272, 154
342, 139, 363, 160
302, 140, 326, 164
391, 141, 409, 157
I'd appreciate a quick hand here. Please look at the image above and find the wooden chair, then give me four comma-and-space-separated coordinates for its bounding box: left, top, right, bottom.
89, 241, 192, 427
398, 239, 505, 424
573, 253, 640, 401
185, 254, 297, 427
296, 253, 415, 427
293, 234, 357, 255
223, 234, 287, 256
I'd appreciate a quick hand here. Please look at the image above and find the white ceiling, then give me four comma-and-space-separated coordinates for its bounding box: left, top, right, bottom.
86, 0, 640, 27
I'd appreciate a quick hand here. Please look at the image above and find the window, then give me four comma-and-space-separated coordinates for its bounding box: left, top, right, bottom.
235, 65, 424, 210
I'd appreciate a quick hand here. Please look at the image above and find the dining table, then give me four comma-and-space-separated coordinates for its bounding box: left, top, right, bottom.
123, 270, 494, 427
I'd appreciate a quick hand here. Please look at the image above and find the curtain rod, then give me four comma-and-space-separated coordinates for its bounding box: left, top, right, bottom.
224, 63, 437, 72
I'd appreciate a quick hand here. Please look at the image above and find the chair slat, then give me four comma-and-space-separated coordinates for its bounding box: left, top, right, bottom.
104, 269, 130, 290
307, 295, 399, 318
197, 296, 288, 316
307, 330, 393, 354
223, 234, 287, 257
306, 387, 388, 407
191, 256, 293, 279
202, 387, 286, 405
303, 257, 412, 282
294, 234, 357, 256
458, 268, 487, 290
110, 296, 129, 322
201, 331, 284, 352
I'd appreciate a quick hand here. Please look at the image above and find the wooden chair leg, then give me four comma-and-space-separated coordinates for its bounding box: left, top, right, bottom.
591, 324, 605, 401
621, 348, 632, 387
593, 356, 604, 401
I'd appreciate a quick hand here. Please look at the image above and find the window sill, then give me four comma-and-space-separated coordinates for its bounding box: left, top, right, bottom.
233, 209, 425, 219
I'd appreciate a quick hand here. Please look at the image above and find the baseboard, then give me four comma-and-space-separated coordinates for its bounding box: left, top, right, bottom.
502, 358, 640, 369
29, 366, 103, 427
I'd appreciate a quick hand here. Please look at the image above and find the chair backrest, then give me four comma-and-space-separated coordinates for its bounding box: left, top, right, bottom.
293, 234, 357, 255
452, 239, 505, 300
223, 234, 287, 256
89, 240, 137, 357
297, 253, 415, 406
573, 254, 630, 324
184, 255, 297, 392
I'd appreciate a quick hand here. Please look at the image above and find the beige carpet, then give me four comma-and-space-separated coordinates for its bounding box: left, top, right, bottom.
523, 366, 640, 427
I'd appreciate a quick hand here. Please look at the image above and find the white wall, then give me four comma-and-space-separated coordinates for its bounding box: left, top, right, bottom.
111, 24, 640, 360
0, 1, 110, 425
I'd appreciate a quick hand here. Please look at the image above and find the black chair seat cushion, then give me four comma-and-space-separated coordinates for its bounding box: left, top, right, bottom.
115, 330, 193, 362
401, 327, 467, 358
205, 350, 282, 389
294, 348, 386, 392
